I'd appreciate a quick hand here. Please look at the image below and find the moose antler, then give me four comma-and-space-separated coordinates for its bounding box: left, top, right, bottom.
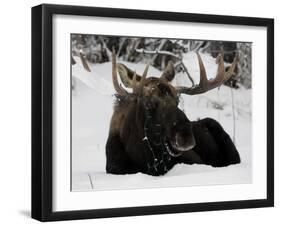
112, 48, 128, 96
138, 64, 149, 92
112, 48, 149, 96
175, 52, 239, 95
132, 70, 139, 94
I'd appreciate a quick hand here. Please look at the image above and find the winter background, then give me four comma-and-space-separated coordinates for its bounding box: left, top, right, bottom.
71, 35, 252, 191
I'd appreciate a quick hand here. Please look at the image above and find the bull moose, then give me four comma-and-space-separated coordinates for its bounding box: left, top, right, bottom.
106, 50, 241, 176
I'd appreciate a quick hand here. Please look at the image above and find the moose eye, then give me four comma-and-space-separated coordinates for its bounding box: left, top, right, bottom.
157, 83, 173, 97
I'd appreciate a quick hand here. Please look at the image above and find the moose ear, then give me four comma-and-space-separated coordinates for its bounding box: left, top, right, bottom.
160, 61, 175, 82
117, 63, 142, 88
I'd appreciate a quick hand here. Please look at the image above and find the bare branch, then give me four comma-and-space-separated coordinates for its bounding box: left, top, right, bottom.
71, 55, 76, 65
230, 85, 236, 144
135, 48, 195, 86
151, 39, 167, 63
79, 52, 91, 72
136, 48, 180, 59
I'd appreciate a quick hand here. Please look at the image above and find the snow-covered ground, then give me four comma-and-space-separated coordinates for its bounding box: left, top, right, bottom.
71, 52, 252, 191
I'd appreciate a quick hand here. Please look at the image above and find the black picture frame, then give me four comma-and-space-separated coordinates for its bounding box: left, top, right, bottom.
31, 3, 274, 222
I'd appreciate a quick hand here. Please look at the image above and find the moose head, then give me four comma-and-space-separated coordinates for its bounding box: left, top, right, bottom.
106, 49, 239, 176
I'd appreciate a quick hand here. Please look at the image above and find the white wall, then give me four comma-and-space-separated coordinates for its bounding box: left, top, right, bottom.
0, 0, 279, 225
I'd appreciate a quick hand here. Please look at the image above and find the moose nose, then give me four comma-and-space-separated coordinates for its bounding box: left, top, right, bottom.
175, 133, 196, 151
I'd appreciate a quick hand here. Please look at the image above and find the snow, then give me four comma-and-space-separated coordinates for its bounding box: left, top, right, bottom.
71, 52, 252, 191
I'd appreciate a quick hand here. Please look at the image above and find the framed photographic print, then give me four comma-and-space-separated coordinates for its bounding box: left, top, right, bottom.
31, 4, 274, 221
